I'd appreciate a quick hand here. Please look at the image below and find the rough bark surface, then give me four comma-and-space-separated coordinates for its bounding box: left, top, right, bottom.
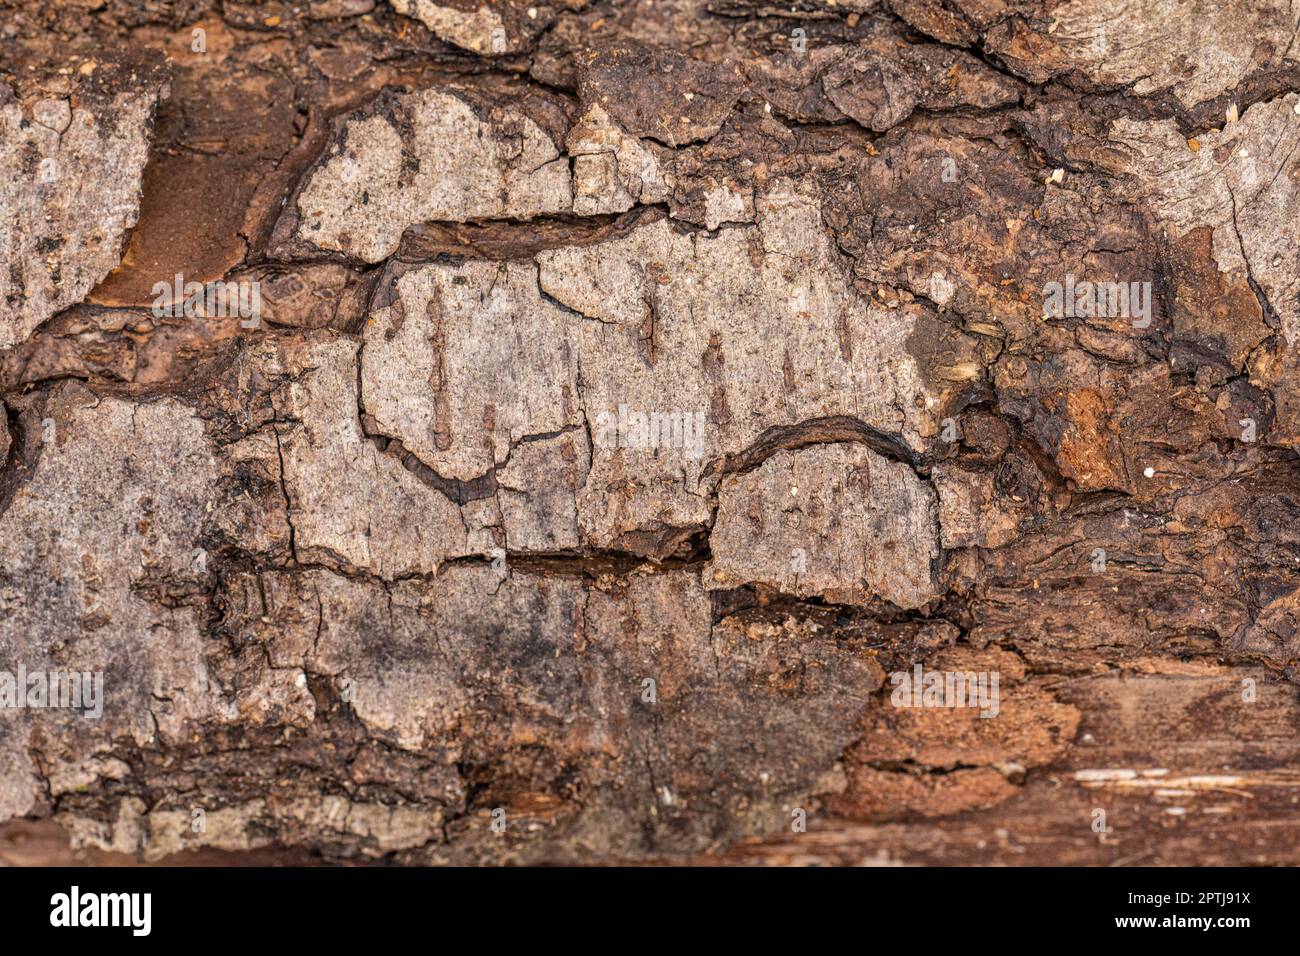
2, 0, 1300, 866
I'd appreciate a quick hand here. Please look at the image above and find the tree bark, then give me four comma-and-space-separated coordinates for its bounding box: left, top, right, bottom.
2, 0, 1300, 866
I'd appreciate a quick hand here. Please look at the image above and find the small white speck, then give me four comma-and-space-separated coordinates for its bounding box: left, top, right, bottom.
1143, 466, 1155, 478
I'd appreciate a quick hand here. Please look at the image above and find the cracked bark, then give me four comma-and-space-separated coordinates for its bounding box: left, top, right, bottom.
3, 0, 1300, 866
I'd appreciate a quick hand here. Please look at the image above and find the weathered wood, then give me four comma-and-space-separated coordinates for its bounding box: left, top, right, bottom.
2, 0, 1299, 865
